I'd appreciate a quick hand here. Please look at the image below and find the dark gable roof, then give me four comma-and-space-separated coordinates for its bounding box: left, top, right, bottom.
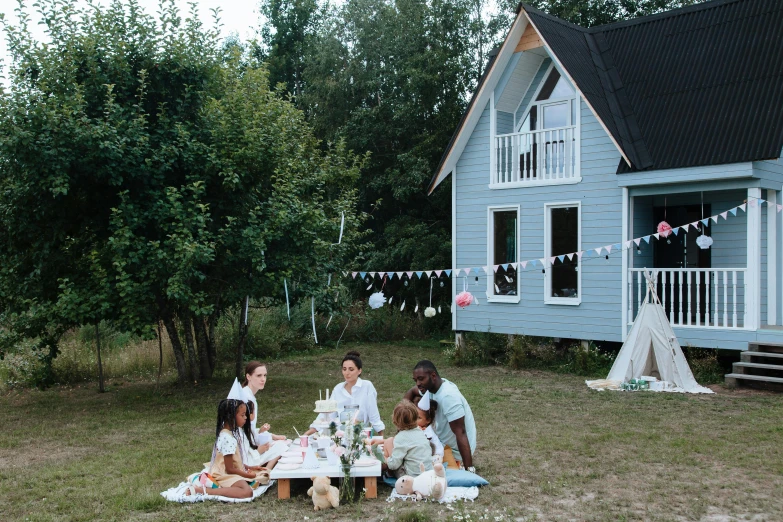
523, 0, 783, 173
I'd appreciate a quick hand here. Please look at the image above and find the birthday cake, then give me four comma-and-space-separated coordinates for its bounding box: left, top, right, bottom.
314, 389, 338, 413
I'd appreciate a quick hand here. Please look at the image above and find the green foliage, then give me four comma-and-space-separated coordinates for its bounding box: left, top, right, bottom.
451, 333, 615, 377
682, 346, 725, 384
0, 0, 366, 386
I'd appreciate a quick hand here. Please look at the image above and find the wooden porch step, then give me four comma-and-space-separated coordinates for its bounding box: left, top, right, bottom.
748, 342, 783, 354
732, 362, 783, 371
741, 351, 783, 361
726, 373, 783, 385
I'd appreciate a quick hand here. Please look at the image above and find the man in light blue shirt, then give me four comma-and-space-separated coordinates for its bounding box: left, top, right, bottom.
407, 360, 476, 471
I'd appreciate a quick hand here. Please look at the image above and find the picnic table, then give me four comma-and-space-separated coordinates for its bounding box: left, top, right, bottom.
269, 458, 381, 499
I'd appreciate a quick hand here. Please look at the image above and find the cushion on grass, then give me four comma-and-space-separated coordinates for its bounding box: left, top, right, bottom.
383, 476, 398, 488
445, 469, 489, 487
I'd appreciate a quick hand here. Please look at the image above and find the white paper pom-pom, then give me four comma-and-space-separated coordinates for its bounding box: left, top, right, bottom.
696, 234, 713, 249
424, 307, 436, 318
368, 292, 386, 309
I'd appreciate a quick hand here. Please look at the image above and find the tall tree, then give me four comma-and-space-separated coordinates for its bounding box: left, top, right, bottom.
0, 0, 365, 386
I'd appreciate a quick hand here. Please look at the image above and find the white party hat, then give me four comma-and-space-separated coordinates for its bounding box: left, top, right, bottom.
301, 445, 320, 469
227, 378, 245, 401
418, 391, 431, 411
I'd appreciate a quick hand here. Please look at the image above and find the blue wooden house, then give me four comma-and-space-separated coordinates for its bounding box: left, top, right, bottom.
429, 0, 783, 354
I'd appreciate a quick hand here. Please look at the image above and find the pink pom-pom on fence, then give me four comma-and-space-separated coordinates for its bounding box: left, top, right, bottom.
657, 221, 673, 238
455, 291, 474, 308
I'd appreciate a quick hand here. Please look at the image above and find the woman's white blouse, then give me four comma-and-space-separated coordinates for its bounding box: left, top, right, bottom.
242, 386, 271, 445
310, 377, 385, 433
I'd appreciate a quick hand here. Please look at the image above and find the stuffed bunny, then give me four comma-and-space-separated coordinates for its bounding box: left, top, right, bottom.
307, 476, 340, 510
394, 462, 447, 501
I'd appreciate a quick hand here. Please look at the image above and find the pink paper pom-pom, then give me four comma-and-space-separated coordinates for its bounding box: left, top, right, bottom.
657, 221, 673, 238
455, 291, 474, 308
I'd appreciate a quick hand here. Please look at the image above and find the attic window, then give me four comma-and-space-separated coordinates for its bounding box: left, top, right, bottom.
536, 69, 574, 101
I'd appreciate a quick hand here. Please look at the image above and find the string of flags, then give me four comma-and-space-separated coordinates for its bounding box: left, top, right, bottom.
348, 197, 780, 279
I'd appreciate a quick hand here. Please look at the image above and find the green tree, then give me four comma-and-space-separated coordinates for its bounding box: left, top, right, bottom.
0, 0, 365, 386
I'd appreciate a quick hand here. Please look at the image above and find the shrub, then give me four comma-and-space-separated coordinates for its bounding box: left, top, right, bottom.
682, 346, 725, 384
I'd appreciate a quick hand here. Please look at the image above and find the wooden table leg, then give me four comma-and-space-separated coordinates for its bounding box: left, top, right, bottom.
364, 477, 377, 499
277, 479, 290, 499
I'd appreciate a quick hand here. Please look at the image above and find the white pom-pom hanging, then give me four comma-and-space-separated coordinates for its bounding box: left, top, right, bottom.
696, 235, 713, 249
368, 292, 386, 309
424, 307, 436, 318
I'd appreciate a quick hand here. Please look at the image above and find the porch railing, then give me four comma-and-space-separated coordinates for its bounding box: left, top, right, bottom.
493, 126, 577, 185
627, 268, 748, 329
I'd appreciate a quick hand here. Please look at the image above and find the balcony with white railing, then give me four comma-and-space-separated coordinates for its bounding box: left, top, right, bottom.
492, 126, 579, 187
628, 268, 748, 329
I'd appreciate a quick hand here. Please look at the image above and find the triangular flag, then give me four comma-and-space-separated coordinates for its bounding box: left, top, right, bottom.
605, 245, 613, 254
549, 256, 557, 265
352, 272, 358, 279
453, 268, 461, 277
759, 199, 766, 205
612, 243, 621, 251
567, 253, 574, 261
729, 207, 738, 216
720, 211, 728, 219
577, 251, 584, 259
539, 258, 547, 267
778, 204, 783, 213
359, 271, 367, 279
378, 272, 386, 278
633, 238, 642, 246
493, 265, 500, 273
594, 247, 603, 255
711, 215, 719, 223
444, 270, 450, 277
653, 233, 661, 240
415, 271, 423, 279
531, 259, 539, 267
557, 255, 565, 263
623, 241, 632, 249
739, 204, 746, 212
369, 272, 376, 277
406, 271, 413, 279
643, 235, 651, 243
482, 266, 490, 274
396, 271, 404, 279
749, 199, 757, 208
672, 228, 679, 236
520, 261, 528, 269
701, 219, 709, 226
424, 270, 432, 278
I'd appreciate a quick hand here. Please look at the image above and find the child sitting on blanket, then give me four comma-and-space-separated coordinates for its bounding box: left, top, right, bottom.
241, 400, 268, 467
417, 399, 444, 460
185, 399, 268, 498
381, 400, 434, 478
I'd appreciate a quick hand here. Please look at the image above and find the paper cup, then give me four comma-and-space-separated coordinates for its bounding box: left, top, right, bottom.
299, 435, 309, 447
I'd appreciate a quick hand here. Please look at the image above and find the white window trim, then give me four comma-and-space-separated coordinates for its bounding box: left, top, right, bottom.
544, 201, 581, 306
487, 205, 521, 304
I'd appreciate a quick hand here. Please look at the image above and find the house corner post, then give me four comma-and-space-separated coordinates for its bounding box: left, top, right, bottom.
747, 187, 762, 329
621, 187, 629, 340
768, 190, 777, 326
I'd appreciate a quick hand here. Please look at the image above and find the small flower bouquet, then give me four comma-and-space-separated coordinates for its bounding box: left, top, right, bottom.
329, 421, 365, 503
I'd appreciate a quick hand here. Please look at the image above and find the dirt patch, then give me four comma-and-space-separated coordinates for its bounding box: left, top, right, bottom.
0, 444, 91, 469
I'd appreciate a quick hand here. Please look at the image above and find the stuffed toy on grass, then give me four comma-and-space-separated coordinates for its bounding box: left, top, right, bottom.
394, 462, 447, 501
307, 476, 340, 510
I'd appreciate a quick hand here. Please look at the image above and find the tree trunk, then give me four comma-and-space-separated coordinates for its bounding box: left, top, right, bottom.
156, 321, 163, 391
235, 295, 249, 380
96, 324, 105, 393
194, 316, 213, 379
182, 313, 200, 382
159, 300, 187, 385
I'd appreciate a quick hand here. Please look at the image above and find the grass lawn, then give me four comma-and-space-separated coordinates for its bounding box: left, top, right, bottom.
1, 340, 781, 521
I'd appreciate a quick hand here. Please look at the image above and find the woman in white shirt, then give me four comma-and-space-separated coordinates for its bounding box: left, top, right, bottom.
241, 361, 286, 450
305, 351, 385, 436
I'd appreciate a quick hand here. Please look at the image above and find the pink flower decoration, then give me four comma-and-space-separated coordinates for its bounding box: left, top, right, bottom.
455, 291, 474, 308
335, 430, 345, 438
333, 446, 345, 457
657, 221, 673, 238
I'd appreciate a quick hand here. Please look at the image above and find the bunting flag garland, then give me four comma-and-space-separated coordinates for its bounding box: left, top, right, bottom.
340, 197, 771, 287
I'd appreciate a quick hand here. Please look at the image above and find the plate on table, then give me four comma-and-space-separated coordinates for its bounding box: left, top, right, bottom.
275, 463, 301, 471
279, 457, 303, 464
282, 450, 304, 457
353, 458, 377, 467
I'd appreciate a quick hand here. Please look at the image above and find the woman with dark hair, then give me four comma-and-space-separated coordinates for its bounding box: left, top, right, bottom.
241, 361, 285, 453
304, 351, 385, 436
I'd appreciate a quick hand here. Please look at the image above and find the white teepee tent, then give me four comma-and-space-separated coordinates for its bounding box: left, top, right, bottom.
588, 270, 713, 394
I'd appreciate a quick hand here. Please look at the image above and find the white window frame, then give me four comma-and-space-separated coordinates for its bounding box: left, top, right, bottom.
544, 201, 581, 306
487, 205, 521, 304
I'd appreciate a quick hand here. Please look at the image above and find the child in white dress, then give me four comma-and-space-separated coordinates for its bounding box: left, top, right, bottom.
417, 399, 444, 459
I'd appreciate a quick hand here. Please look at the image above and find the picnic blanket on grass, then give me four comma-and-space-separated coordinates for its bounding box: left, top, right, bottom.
387, 486, 479, 504
161, 478, 275, 503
